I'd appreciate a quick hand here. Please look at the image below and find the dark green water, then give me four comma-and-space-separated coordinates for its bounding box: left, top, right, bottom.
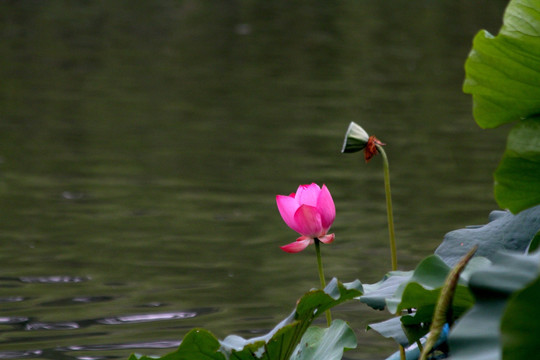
0, 1, 509, 359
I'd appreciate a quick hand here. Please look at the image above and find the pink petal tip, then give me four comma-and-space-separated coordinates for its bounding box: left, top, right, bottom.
319, 233, 335, 244
280, 239, 312, 253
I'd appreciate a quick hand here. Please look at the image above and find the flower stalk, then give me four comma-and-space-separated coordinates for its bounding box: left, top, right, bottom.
377, 144, 398, 271
342, 122, 399, 271
315, 238, 332, 326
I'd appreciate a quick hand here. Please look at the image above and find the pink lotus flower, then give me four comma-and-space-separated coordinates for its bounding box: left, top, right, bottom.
276, 183, 336, 253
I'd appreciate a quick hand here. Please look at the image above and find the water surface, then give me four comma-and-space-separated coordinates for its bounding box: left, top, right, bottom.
0, 1, 509, 359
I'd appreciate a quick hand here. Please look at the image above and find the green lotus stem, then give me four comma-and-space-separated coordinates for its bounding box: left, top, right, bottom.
314, 238, 332, 326
378, 143, 401, 359
376, 144, 398, 271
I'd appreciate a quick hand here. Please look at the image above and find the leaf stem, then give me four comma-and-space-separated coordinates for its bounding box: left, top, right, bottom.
314, 238, 332, 326
377, 144, 398, 271
399, 345, 406, 360
419, 246, 478, 360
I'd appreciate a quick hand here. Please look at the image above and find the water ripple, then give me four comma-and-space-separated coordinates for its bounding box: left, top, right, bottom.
73, 296, 112, 303
41, 296, 114, 307
0, 350, 42, 359
25, 322, 80, 330
19, 276, 91, 284
0, 340, 181, 360
98, 311, 197, 325
0, 308, 217, 360
0, 308, 216, 333
0, 316, 29, 324
59, 340, 181, 351
0, 296, 25, 303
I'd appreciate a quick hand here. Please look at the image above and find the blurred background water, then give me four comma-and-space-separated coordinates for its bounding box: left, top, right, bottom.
0, 1, 510, 359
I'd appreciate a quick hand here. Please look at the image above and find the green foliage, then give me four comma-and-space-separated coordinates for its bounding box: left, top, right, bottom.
363, 205, 539, 357
501, 275, 540, 360
364, 254, 488, 347
384, 255, 477, 322
359, 271, 411, 311
448, 251, 540, 360
447, 1, 540, 355
494, 117, 540, 213
220, 279, 362, 360
463, 0, 540, 213
289, 320, 357, 360
128, 329, 225, 360
419, 247, 477, 360
434, 207, 540, 266
463, 0, 540, 128
128, 279, 362, 360
367, 317, 413, 347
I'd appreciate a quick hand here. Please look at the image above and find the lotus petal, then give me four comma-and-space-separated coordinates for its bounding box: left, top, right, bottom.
295, 183, 320, 207
276, 195, 300, 231
319, 234, 335, 244
317, 185, 335, 230
281, 239, 312, 253
294, 205, 323, 237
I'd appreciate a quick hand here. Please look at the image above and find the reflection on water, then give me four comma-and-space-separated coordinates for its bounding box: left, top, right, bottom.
0, 282, 216, 359
18, 276, 90, 284
98, 311, 198, 325
0, 1, 509, 359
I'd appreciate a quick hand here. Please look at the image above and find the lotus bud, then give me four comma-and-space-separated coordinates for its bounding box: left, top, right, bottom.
341, 121, 370, 153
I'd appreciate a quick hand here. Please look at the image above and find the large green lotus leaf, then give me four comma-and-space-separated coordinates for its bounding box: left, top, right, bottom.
367, 317, 409, 347
360, 255, 487, 314
296, 279, 363, 318
384, 255, 482, 315
448, 251, 540, 360
395, 283, 474, 326
500, 275, 540, 360
363, 255, 486, 347
359, 271, 412, 310
128, 279, 362, 360
220, 278, 363, 360
385, 255, 483, 324
463, 0, 540, 128
362, 207, 535, 312
289, 319, 357, 360
384, 256, 452, 315
362, 207, 539, 312
435, 206, 540, 266
128, 328, 226, 360
367, 316, 429, 348
494, 117, 540, 213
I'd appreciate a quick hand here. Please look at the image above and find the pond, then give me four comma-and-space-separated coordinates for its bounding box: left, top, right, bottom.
0, 1, 510, 359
